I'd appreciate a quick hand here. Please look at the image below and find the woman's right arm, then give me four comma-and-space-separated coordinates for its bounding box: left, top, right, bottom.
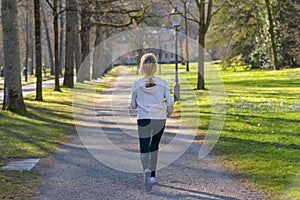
164, 85, 174, 115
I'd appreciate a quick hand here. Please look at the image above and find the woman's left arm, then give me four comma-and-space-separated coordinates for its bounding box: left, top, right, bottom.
129, 82, 137, 109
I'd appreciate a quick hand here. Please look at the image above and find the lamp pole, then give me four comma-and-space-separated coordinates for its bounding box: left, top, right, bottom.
158, 32, 161, 74
170, 7, 182, 101
174, 25, 180, 101
136, 50, 139, 75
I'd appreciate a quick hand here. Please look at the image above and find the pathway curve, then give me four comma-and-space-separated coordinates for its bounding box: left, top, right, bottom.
33, 68, 267, 200
0, 78, 63, 103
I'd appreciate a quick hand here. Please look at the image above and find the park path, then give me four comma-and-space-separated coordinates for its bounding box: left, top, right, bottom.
33, 68, 267, 200
0, 78, 63, 103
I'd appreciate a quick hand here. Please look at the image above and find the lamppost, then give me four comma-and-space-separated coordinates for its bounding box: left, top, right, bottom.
158, 32, 161, 74
136, 50, 139, 75
170, 7, 182, 101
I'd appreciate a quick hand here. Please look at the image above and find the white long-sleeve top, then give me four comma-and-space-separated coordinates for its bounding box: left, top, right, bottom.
130, 77, 174, 119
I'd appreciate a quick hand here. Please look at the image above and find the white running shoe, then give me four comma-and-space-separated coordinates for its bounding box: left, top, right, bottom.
144, 169, 152, 191
150, 177, 156, 185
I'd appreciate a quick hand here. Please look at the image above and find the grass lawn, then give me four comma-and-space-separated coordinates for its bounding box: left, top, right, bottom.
0, 64, 298, 199
157, 63, 300, 199
0, 67, 121, 199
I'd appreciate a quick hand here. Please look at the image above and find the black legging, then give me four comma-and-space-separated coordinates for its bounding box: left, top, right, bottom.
137, 119, 166, 177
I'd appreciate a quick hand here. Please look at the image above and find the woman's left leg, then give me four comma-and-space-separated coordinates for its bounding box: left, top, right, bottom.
138, 119, 152, 171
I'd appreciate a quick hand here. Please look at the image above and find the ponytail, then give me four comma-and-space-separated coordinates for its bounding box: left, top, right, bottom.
146, 76, 156, 88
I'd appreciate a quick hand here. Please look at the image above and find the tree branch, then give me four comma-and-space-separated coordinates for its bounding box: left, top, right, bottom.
90, 4, 151, 27
92, 8, 141, 15
168, 0, 199, 24
45, 0, 54, 11
205, 0, 213, 33
195, 0, 201, 9
185, 7, 199, 22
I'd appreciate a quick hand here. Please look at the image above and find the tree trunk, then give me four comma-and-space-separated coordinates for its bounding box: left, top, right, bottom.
34, 0, 43, 101
184, 0, 189, 71
78, 10, 90, 82
58, 0, 64, 75
197, 32, 205, 90
1, 0, 26, 112
81, 27, 90, 81
29, 15, 35, 76
2, 76, 7, 110
25, 1, 29, 82
197, 0, 206, 90
105, 30, 112, 74
73, 0, 81, 75
265, 0, 280, 70
41, 6, 54, 75
63, 0, 75, 88
53, 0, 61, 91
92, 25, 101, 79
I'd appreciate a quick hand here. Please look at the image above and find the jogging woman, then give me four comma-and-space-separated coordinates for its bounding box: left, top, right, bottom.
130, 53, 173, 191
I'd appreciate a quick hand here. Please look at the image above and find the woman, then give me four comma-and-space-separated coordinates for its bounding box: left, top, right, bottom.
130, 53, 173, 191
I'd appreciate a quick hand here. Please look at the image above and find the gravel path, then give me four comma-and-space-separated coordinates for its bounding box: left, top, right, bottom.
33, 68, 267, 200
0, 78, 64, 103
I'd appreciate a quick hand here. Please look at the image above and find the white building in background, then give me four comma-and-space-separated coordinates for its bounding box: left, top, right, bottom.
112, 28, 195, 66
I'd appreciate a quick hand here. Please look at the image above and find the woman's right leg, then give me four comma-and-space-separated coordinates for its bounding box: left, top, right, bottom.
149, 119, 166, 178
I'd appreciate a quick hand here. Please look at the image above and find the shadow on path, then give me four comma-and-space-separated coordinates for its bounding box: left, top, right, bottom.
34, 68, 266, 200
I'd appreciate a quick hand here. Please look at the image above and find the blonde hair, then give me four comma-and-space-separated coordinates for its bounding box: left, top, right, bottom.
140, 53, 157, 76
140, 53, 158, 87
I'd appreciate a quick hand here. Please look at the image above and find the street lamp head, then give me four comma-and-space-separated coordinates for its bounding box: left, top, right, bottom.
170, 7, 182, 27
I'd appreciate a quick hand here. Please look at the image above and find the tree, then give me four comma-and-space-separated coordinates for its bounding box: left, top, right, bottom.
58, 0, 64, 76
265, 0, 280, 70
63, 0, 76, 88
183, 0, 190, 71
24, 0, 30, 82
195, 0, 212, 89
73, 0, 81, 74
28, 12, 35, 76
208, 1, 273, 69
34, 0, 43, 101
170, 0, 216, 89
46, 0, 62, 91
1, 0, 26, 112
41, 4, 54, 75
280, 0, 300, 67
76, 0, 149, 82
208, 0, 300, 71
92, 25, 102, 79
77, 0, 92, 82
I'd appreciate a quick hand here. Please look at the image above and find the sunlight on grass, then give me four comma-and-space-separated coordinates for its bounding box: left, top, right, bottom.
0, 67, 121, 199
158, 62, 300, 198
0, 87, 74, 199
0, 87, 74, 165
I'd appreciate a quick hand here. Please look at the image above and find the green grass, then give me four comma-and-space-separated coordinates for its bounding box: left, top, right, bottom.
0, 87, 74, 199
1, 64, 298, 198
0, 171, 40, 199
157, 63, 300, 199
0, 67, 121, 199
